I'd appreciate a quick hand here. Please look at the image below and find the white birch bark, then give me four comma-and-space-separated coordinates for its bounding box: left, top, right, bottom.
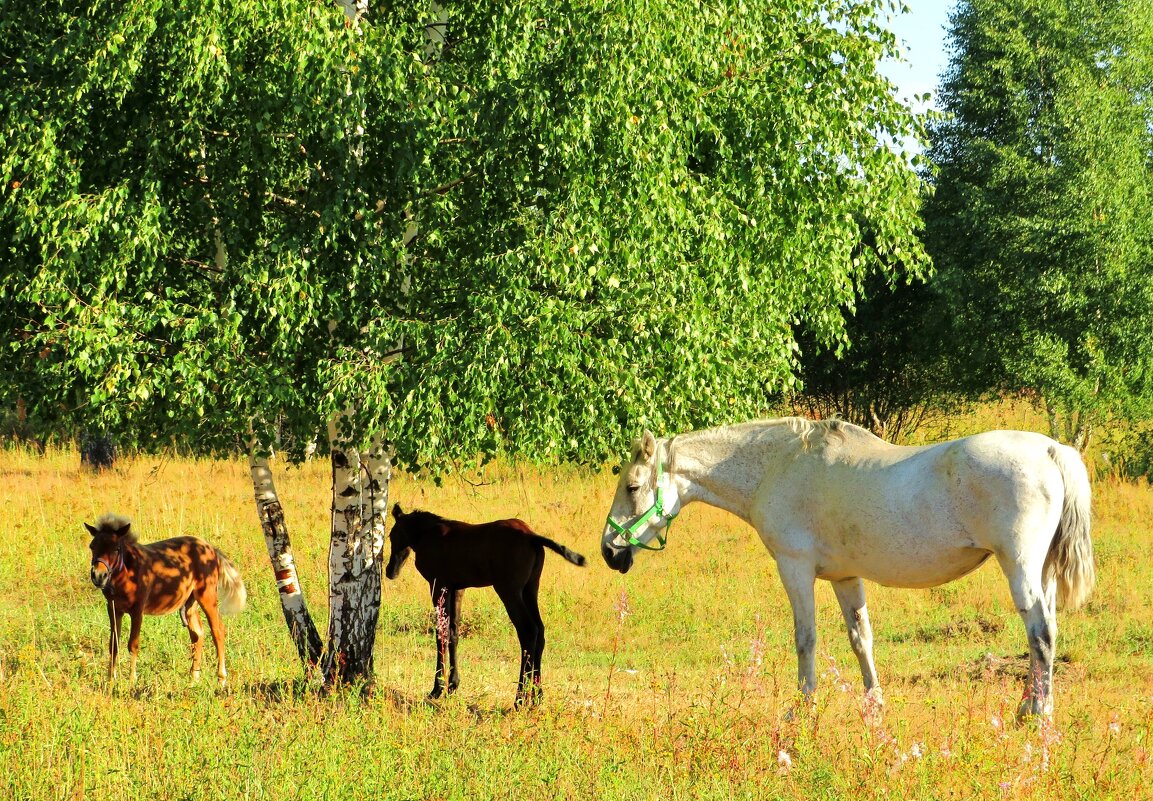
307, 0, 390, 687
249, 449, 324, 667
323, 417, 390, 685
338, 0, 367, 25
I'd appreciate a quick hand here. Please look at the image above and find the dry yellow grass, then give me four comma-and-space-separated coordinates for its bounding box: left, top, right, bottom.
2, 412, 1152, 799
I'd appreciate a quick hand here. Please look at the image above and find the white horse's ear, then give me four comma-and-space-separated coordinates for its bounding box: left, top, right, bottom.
641, 430, 657, 463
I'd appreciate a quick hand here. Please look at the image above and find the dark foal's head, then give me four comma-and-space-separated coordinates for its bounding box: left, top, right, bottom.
385, 504, 449, 580
84, 513, 135, 590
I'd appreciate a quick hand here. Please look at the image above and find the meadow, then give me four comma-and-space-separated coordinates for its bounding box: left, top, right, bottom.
2, 406, 1152, 800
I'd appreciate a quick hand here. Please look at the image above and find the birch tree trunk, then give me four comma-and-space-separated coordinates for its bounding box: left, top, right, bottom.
250, 451, 324, 668
322, 421, 391, 686
307, 0, 393, 688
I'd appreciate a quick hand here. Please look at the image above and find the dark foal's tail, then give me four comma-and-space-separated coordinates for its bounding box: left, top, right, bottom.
532, 535, 587, 567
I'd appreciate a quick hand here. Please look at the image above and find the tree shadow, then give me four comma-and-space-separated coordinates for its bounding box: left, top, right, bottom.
244, 678, 501, 720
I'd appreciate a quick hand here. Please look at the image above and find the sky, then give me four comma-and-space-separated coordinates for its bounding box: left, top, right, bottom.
877, 1, 957, 113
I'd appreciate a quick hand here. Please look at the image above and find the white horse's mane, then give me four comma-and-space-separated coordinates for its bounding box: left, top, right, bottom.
668, 417, 878, 454
628, 417, 880, 468
781, 417, 878, 449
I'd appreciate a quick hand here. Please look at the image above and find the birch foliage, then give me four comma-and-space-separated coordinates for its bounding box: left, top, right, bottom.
2, 0, 929, 469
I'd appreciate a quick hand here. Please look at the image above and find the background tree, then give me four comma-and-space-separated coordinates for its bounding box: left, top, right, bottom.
1, 0, 930, 683
790, 268, 965, 442
922, 0, 1153, 451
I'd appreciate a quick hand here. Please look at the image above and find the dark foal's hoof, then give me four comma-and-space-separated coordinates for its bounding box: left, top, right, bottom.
428, 683, 458, 702
514, 688, 543, 709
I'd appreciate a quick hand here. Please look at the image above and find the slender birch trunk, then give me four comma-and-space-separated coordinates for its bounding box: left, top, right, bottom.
250, 450, 324, 668
322, 420, 391, 686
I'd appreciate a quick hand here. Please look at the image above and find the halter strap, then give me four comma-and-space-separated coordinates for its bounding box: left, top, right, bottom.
606, 455, 677, 551
95, 548, 124, 578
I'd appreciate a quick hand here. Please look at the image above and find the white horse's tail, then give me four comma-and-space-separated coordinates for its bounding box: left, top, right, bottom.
216, 550, 248, 616
1045, 444, 1095, 610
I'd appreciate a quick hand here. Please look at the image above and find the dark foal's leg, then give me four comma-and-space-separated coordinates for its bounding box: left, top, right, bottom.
522, 552, 546, 704
429, 585, 454, 699
495, 581, 537, 708
446, 588, 463, 694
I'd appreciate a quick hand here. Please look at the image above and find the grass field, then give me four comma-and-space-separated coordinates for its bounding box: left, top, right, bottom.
2, 409, 1152, 800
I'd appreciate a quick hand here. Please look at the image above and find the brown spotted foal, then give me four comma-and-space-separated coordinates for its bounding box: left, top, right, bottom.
86, 513, 246, 685
385, 504, 586, 707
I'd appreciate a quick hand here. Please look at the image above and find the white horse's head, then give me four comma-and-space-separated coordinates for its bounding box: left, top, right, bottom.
601, 430, 681, 573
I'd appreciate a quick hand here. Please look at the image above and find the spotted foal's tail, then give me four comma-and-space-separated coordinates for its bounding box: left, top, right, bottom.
1045, 444, 1095, 611
215, 550, 248, 615
532, 535, 587, 567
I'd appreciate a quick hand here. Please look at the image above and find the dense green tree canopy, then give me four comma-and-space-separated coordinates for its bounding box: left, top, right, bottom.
2, 0, 928, 469
923, 0, 1153, 445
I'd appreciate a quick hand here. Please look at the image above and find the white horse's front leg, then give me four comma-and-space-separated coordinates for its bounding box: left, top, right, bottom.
832, 577, 882, 703
777, 558, 819, 698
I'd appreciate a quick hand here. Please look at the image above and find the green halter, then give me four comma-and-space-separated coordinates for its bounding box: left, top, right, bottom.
605, 460, 676, 551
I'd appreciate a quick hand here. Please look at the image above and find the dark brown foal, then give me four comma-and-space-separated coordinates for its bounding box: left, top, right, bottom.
86, 514, 247, 685
385, 504, 586, 707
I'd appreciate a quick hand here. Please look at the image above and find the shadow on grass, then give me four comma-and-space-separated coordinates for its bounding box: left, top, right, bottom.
243, 678, 507, 720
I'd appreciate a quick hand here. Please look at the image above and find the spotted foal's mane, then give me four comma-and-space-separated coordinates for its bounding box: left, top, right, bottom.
93, 512, 138, 544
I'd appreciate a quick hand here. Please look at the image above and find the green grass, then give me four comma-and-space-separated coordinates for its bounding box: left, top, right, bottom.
2, 418, 1152, 800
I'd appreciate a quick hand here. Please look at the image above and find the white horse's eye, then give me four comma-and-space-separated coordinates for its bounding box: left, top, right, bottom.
626, 484, 640, 494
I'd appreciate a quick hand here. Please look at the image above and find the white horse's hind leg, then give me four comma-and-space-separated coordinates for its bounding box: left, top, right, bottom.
999, 556, 1056, 718
777, 558, 819, 699
832, 578, 881, 702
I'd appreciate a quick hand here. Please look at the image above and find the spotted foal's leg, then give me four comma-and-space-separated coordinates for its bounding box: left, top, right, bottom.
200, 596, 228, 687
106, 601, 123, 681
125, 610, 143, 682
183, 599, 205, 681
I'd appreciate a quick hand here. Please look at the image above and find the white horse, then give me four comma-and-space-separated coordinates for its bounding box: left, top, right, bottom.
600, 418, 1094, 717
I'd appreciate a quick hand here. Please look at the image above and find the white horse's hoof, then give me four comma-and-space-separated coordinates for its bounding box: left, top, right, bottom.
783, 696, 816, 722
1016, 699, 1052, 722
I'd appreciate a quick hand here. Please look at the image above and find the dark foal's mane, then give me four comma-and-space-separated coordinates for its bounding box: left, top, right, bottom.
398, 509, 451, 537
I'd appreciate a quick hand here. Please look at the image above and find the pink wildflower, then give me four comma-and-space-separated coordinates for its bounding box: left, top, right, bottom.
614, 589, 631, 623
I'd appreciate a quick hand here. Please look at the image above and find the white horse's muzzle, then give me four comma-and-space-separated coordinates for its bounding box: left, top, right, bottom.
601, 540, 634, 573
